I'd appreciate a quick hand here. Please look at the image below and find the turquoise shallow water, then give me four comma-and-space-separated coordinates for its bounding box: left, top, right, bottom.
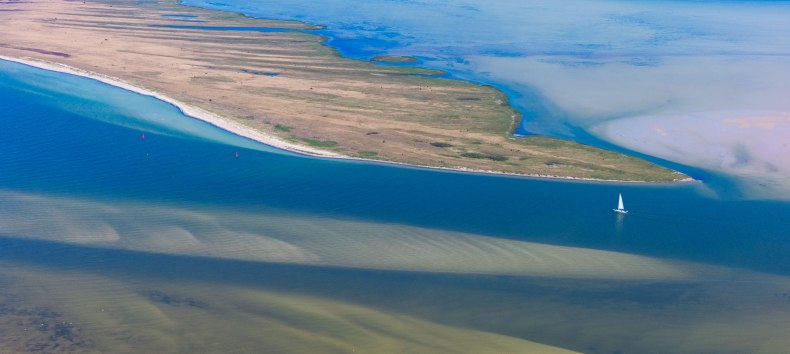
1, 53, 790, 351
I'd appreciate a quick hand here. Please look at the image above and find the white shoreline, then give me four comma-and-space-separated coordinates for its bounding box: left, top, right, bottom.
0, 54, 340, 158
0, 54, 694, 184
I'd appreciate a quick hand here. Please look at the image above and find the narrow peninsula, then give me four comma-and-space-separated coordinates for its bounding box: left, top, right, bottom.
0, 0, 687, 182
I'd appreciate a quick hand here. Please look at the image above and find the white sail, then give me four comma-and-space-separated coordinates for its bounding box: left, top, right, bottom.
618, 193, 625, 211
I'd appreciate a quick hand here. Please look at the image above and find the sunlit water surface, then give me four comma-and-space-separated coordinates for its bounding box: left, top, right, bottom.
1, 34, 790, 354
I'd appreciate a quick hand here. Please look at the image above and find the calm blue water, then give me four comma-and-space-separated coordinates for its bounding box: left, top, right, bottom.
2, 56, 790, 352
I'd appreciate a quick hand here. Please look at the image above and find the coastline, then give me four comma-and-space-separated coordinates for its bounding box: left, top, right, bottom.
0, 54, 693, 183
0, 55, 340, 158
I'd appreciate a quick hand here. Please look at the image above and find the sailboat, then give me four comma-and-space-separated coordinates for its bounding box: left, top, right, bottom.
613, 193, 628, 214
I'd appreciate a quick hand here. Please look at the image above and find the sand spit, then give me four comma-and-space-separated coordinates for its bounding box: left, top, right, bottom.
0, 55, 694, 183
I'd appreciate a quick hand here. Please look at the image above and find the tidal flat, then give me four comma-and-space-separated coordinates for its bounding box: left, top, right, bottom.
1, 235, 789, 354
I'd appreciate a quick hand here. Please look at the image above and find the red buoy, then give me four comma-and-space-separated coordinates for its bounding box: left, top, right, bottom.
235, 152, 239, 159
141, 133, 146, 140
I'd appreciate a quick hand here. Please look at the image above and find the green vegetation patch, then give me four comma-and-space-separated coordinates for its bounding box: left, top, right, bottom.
358, 151, 379, 158
460, 152, 508, 162
544, 160, 562, 167
274, 124, 292, 132
371, 55, 419, 63
189, 75, 235, 83
302, 138, 338, 148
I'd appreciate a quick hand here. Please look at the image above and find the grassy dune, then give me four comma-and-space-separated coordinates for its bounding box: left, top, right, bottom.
0, 0, 685, 181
